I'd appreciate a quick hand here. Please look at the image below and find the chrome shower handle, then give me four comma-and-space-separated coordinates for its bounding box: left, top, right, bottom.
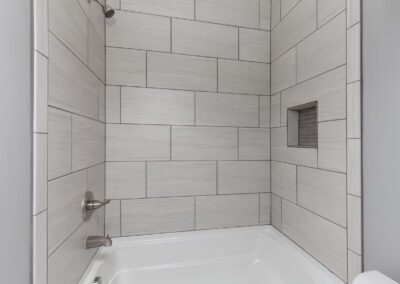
85, 199, 110, 211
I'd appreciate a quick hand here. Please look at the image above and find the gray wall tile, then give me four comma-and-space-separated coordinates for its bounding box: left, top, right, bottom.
271, 0, 281, 29
281, 0, 300, 17
271, 0, 316, 60
33, 52, 48, 133
297, 12, 346, 82
260, 0, 271, 30
239, 29, 270, 63
218, 59, 270, 95
147, 162, 217, 197
106, 47, 146, 87
78, 0, 105, 42
196, 194, 260, 229
318, 0, 345, 27
347, 23, 361, 83
49, 34, 100, 120
121, 197, 195, 235
34, 0, 49, 56
260, 193, 271, 225
348, 250, 362, 283
33, 134, 47, 215
121, 87, 194, 125
347, 195, 362, 254
196, 92, 259, 127
271, 93, 281, 127
33, 211, 47, 284
271, 194, 282, 230
347, 139, 362, 196
106, 86, 121, 123
318, 120, 346, 172
105, 200, 121, 237
173, 19, 238, 59
121, 0, 195, 19
48, 108, 71, 180
196, 0, 260, 28
106, 10, 171, 52
282, 200, 347, 280
271, 161, 297, 203
271, 48, 296, 93
171, 126, 237, 160
260, 96, 271, 128
347, 81, 361, 138
49, 0, 88, 62
148, 52, 217, 92
48, 170, 87, 255
88, 22, 105, 82
239, 128, 270, 160
218, 161, 270, 194
298, 167, 347, 226
107, 124, 170, 161
106, 162, 146, 199
346, 0, 360, 28
72, 115, 105, 171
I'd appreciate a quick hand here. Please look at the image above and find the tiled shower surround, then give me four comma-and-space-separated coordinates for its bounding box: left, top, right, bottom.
32, 0, 362, 283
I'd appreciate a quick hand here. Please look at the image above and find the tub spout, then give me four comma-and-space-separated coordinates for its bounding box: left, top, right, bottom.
85, 235, 112, 249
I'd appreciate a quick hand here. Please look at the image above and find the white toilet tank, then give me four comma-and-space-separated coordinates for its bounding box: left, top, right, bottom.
353, 271, 398, 284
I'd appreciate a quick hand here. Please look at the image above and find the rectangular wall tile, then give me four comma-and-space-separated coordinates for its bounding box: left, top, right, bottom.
72, 115, 105, 171
271, 0, 281, 29
196, 92, 259, 127
106, 47, 146, 87
348, 195, 362, 254
318, 120, 346, 172
121, 197, 195, 235
218, 161, 270, 194
282, 201, 347, 280
108, 0, 121, 9
239, 128, 270, 160
99, 85, 106, 123
121, 87, 194, 125
148, 52, 217, 92
88, 163, 106, 235
106, 86, 121, 123
346, 0, 360, 28
298, 167, 347, 226
147, 162, 217, 197
106, 162, 146, 199
347, 139, 362, 196
347, 81, 361, 138
260, 193, 271, 225
281, 0, 300, 17
260, 0, 271, 30
48, 170, 87, 255
171, 126, 237, 160
272, 0, 316, 60
34, 51, 48, 133
77, 0, 105, 42
348, 250, 362, 283
107, 10, 171, 52
318, 0, 345, 27
105, 200, 121, 237
347, 23, 361, 83
271, 161, 297, 203
33, 134, 47, 215
121, 0, 194, 19
107, 124, 170, 161
196, 0, 260, 28
48, 217, 98, 284
218, 60, 270, 95
34, 0, 49, 56
196, 194, 259, 229
297, 12, 346, 82
49, 0, 88, 62
48, 107, 72, 180
88, 22, 105, 82
281, 66, 346, 125
49, 34, 100, 120
260, 96, 271, 128
271, 127, 318, 167
173, 19, 238, 60
271, 194, 282, 230
271, 93, 281, 127
33, 211, 47, 284
239, 29, 270, 63
271, 48, 296, 93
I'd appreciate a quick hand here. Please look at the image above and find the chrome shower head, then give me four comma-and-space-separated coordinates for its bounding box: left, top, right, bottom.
94, 0, 115, 18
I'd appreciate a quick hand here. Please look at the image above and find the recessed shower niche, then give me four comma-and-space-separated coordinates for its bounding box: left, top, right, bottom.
287, 102, 318, 148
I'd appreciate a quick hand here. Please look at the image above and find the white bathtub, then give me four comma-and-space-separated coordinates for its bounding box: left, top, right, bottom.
80, 226, 344, 284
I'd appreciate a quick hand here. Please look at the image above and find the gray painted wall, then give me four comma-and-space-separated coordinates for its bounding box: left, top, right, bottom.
363, 1, 400, 281
0, 0, 32, 283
